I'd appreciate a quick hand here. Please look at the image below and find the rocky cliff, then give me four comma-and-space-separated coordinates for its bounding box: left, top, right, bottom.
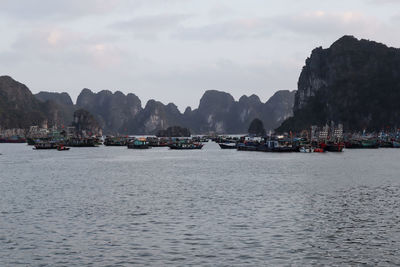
278, 35, 400, 132
0, 76, 68, 129
35, 91, 76, 126
126, 100, 184, 134
72, 88, 295, 134
35, 91, 74, 106
186, 90, 295, 134
76, 89, 142, 134
156, 126, 191, 137
72, 109, 102, 136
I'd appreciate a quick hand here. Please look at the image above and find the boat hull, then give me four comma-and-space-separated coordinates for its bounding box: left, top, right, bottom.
34, 143, 59, 150
168, 144, 203, 150
325, 143, 345, 152
345, 140, 379, 149
0, 138, 26, 143
218, 143, 237, 149
127, 144, 150, 149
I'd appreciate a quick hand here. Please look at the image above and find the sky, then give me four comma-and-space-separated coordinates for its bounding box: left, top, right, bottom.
1, 0, 400, 111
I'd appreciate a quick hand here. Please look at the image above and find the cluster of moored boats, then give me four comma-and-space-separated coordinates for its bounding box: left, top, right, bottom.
28, 136, 205, 151
4, 124, 400, 154
215, 133, 400, 153
30, 134, 399, 153
216, 136, 344, 153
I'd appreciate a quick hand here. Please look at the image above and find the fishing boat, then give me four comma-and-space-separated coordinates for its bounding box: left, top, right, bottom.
218, 142, 237, 149
127, 138, 150, 149
236, 142, 260, 151
66, 138, 98, 147
0, 136, 26, 143
236, 136, 263, 151
264, 140, 299, 152
237, 137, 299, 152
104, 136, 128, 146
392, 141, 400, 148
324, 142, 345, 152
168, 142, 203, 150
33, 141, 59, 150
345, 139, 379, 149
379, 140, 393, 148
147, 137, 169, 147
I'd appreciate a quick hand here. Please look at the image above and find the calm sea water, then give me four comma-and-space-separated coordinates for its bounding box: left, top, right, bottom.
1, 142, 400, 266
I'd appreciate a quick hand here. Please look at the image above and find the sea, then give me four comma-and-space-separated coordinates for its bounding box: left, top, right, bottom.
1, 142, 400, 266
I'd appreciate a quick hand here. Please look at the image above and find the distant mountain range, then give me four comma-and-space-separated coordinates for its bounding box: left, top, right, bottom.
278, 35, 400, 132
0, 75, 295, 134
74, 88, 295, 134
7, 35, 396, 135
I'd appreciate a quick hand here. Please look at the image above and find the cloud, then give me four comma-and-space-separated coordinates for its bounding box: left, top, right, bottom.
275, 11, 381, 36
0, 0, 123, 20
110, 14, 191, 40
366, 0, 400, 4
173, 19, 273, 41
173, 11, 381, 41
3, 27, 126, 69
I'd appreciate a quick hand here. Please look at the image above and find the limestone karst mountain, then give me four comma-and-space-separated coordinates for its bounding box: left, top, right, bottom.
278, 35, 400, 132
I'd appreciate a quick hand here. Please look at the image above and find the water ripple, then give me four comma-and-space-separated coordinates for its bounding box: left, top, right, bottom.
1, 144, 400, 265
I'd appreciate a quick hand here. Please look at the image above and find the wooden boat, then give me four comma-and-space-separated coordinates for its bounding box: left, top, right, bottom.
127, 139, 150, 149
345, 139, 379, 149
379, 140, 393, 148
0, 136, 26, 143
344, 140, 362, 148
147, 137, 169, 147
360, 139, 379, 149
66, 138, 98, 147
324, 142, 345, 152
218, 143, 237, 149
168, 142, 203, 150
33, 141, 59, 150
320, 141, 344, 152
104, 136, 128, 146
237, 142, 259, 151
264, 140, 299, 152
392, 141, 400, 148
237, 140, 298, 152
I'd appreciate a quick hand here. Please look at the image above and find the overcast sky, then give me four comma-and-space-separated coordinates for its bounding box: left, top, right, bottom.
1, 0, 400, 110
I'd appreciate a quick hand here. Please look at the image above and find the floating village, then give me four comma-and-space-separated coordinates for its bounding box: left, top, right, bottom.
1, 122, 400, 153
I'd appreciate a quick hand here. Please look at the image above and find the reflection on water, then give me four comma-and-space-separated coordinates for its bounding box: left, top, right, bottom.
0, 143, 400, 266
